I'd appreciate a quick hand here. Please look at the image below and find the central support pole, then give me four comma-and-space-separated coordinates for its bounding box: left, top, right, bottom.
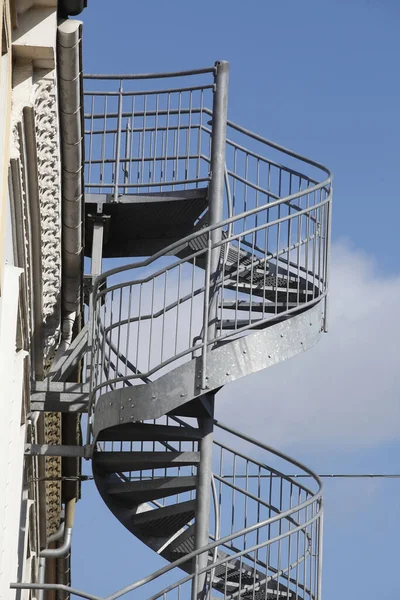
193, 60, 229, 600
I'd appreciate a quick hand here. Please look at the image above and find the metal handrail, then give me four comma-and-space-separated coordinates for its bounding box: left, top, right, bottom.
89, 194, 330, 401
92, 185, 328, 291
84, 66, 217, 80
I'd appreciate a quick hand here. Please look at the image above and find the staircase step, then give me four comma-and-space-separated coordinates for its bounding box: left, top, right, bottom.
107, 476, 197, 504
97, 423, 203, 443
221, 301, 299, 312
227, 285, 316, 303
132, 499, 196, 537
218, 319, 268, 331
225, 280, 315, 295
94, 451, 200, 474
165, 523, 195, 560
85, 187, 208, 259
166, 526, 255, 592
242, 583, 295, 599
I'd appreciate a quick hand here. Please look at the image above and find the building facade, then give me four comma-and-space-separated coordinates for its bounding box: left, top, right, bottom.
0, 1, 85, 597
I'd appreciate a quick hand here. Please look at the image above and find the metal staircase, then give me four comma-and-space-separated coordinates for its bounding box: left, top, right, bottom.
16, 61, 331, 600
82, 61, 332, 600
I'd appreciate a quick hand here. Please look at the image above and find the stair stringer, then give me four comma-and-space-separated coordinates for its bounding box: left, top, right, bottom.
93, 301, 322, 440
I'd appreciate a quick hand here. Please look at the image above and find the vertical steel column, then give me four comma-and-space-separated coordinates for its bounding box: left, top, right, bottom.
91, 218, 105, 277
193, 60, 229, 600
86, 217, 105, 445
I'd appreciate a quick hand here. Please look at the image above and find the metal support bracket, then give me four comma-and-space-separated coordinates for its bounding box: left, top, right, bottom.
25, 444, 91, 458
31, 382, 89, 413
48, 325, 89, 382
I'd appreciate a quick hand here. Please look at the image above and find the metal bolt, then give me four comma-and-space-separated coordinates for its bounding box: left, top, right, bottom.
243, 350, 247, 354
180, 393, 186, 398
120, 417, 123, 421
130, 415, 134, 420
280, 334, 283, 338
109, 402, 113, 406
268, 355, 271, 359
226, 372, 230, 376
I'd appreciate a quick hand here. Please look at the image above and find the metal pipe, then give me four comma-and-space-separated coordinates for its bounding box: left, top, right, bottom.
52, 19, 84, 372
192, 413, 214, 600
36, 519, 68, 600
84, 66, 216, 80
193, 60, 229, 600
40, 499, 75, 559
47, 523, 65, 545
37, 557, 46, 600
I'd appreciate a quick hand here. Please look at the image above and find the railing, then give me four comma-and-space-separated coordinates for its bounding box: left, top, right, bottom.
88, 165, 331, 396
14, 418, 322, 600
84, 67, 216, 200
85, 67, 331, 396
86, 63, 332, 442
37, 419, 320, 600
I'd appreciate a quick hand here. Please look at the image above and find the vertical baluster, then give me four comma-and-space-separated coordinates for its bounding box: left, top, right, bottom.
136, 283, 143, 373
153, 93, 159, 187
88, 94, 95, 189
141, 94, 147, 184
114, 81, 123, 202
164, 93, 171, 184
175, 92, 182, 186
186, 90, 193, 187
175, 264, 182, 355
148, 277, 156, 372
100, 95, 107, 188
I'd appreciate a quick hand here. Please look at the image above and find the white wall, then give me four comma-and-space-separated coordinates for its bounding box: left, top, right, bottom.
0, 266, 27, 599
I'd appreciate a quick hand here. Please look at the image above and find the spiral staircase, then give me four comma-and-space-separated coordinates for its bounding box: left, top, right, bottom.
80, 62, 332, 600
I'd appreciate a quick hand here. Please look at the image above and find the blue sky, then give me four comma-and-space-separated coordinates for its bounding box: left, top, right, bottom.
73, 1, 400, 599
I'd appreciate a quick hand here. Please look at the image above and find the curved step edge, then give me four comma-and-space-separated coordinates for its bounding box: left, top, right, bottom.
93, 302, 322, 439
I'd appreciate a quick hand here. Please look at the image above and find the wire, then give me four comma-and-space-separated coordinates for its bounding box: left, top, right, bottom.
221, 474, 400, 479
29, 474, 400, 483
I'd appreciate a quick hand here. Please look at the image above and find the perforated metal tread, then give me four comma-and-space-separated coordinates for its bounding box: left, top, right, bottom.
85, 187, 209, 258
97, 423, 203, 443
94, 451, 200, 474
107, 476, 197, 504
131, 500, 196, 537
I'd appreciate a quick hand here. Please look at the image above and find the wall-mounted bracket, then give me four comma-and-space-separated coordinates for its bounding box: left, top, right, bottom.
30, 381, 89, 413
48, 324, 89, 382
25, 444, 91, 458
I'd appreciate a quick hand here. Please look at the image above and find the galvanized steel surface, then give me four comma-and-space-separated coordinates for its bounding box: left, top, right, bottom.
81, 64, 331, 600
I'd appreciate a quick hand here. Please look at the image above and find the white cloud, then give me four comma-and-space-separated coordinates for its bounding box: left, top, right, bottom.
216, 241, 400, 450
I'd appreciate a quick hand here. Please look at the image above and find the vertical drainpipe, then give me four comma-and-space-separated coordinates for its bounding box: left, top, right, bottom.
193, 61, 229, 600
53, 19, 84, 369
52, 19, 84, 600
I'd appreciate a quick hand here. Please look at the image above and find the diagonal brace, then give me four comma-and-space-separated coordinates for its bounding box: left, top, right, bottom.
48, 324, 89, 382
